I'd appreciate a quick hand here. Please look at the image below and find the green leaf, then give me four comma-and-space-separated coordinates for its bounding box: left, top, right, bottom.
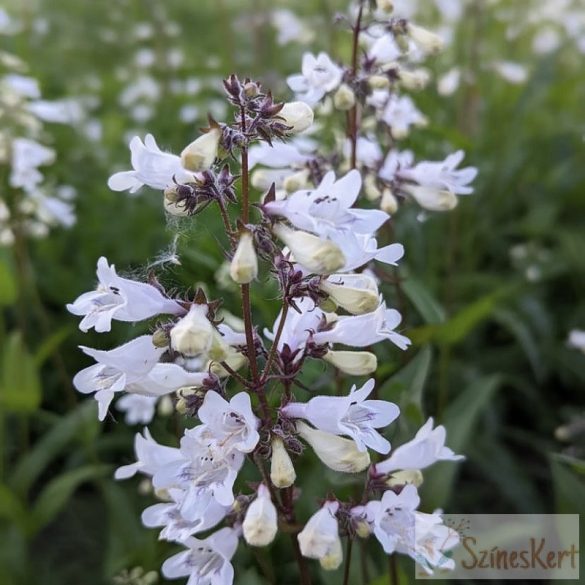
0, 258, 17, 306
30, 464, 111, 533
33, 325, 72, 367
402, 277, 446, 324
0, 483, 27, 530
550, 454, 585, 515
9, 400, 98, 496
0, 333, 41, 412
423, 375, 501, 509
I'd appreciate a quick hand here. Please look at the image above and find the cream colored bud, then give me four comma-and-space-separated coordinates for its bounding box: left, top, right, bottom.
242, 484, 278, 547
170, 304, 214, 356
368, 75, 391, 90
180, 126, 221, 171
353, 517, 373, 538
296, 421, 370, 473
376, 0, 394, 13
403, 184, 458, 211
320, 537, 343, 570
273, 224, 345, 274
320, 273, 379, 314
407, 23, 444, 55
163, 187, 189, 217
386, 469, 424, 488
398, 68, 430, 91
333, 84, 356, 111
283, 169, 310, 192
364, 175, 382, 201
270, 438, 296, 488
152, 329, 169, 348
380, 188, 399, 214
279, 101, 314, 134
230, 232, 258, 284
157, 395, 174, 417
323, 350, 377, 376
210, 345, 247, 377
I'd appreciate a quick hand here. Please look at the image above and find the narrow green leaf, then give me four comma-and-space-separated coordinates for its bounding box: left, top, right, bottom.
0, 333, 41, 412
0, 259, 17, 306
402, 277, 446, 324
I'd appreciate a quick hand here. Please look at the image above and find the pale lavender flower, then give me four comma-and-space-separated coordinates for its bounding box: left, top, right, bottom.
287, 52, 343, 105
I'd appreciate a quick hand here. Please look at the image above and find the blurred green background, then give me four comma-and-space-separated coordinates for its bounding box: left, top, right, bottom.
1, 0, 584, 584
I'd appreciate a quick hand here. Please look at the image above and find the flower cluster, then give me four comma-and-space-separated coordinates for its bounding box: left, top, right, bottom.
69, 2, 472, 583
0, 48, 80, 245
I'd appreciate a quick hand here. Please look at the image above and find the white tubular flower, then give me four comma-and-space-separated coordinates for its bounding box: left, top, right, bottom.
153, 429, 244, 508
378, 149, 415, 183
402, 185, 458, 211
296, 421, 370, 473
313, 302, 411, 351
230, 231, 258, 284
323, 350, 377, 376
320, 273, 380, 315
375, 418, 464, 475
382, 95, 427, 138
270, 437, 296, 488
243, 484, 278, 547
284, 379, 399, 453
287, 52, 343, 105
343, 137, 383, 169
180, 125, 222, 171
248, 140, 313, 170
107, 134, 193, 193
407, 23, 444, 55
298, 501, 343, 570
162, 527, 239, 585
266, 170, 388, 239
73, 336, 164, 420
335, 234, 404, 273
10, 138, 55, 192
67, 256, 183, 333
278, 101, 314, 133
142, 489, 228, 541
264, 296, 324, 355
115, 394, 158, 425
568, 329, 585, 353
196, 391, 260, 454
398, 150, 477, 196
170, 304, 214, 356
273, 224, 345, 275
412, 512, 459, 574
114, 428, 182, 480
333, 83, 356, 111
367, 34, 402, 66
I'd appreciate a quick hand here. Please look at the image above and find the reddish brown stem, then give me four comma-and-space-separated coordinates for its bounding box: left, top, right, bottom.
261, 303, 289, 383
349, 1, 365, 170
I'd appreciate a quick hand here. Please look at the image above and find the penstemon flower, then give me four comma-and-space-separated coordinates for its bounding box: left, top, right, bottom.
68, 2, 472, 581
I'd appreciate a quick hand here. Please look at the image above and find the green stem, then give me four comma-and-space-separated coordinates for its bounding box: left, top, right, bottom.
342, 538, 353, 585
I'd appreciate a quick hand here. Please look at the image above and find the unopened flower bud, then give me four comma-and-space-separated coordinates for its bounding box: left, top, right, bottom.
152, 329, 169, 348
376, 0, 393, 13
180, 126, 221, 171
320, 273, 379, 314
403, 184, 458, 211
242, 484, 278, 547
244, 82, 260, 97
163, 186, 189, 216
283, 169, 310, 192
320, 537, 343, 570
386, 469, 424, 488
279, 101, 314, 133
398, 68, 430, 91
170, 304, 213, 356
323, 350, 377, 376
364, 175, 382, 200
157, 395, 174, 417
368, 74, 391, 90
380, 188, 399, 214
407, 23, 444, 55
273, 224, 345, 274
298, 501, 343, 570
270, 438, 296, 488
230, 231, 258, 284
296, 421, 370, 473
333, 83, 356, 111
353, 516, 373, 538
